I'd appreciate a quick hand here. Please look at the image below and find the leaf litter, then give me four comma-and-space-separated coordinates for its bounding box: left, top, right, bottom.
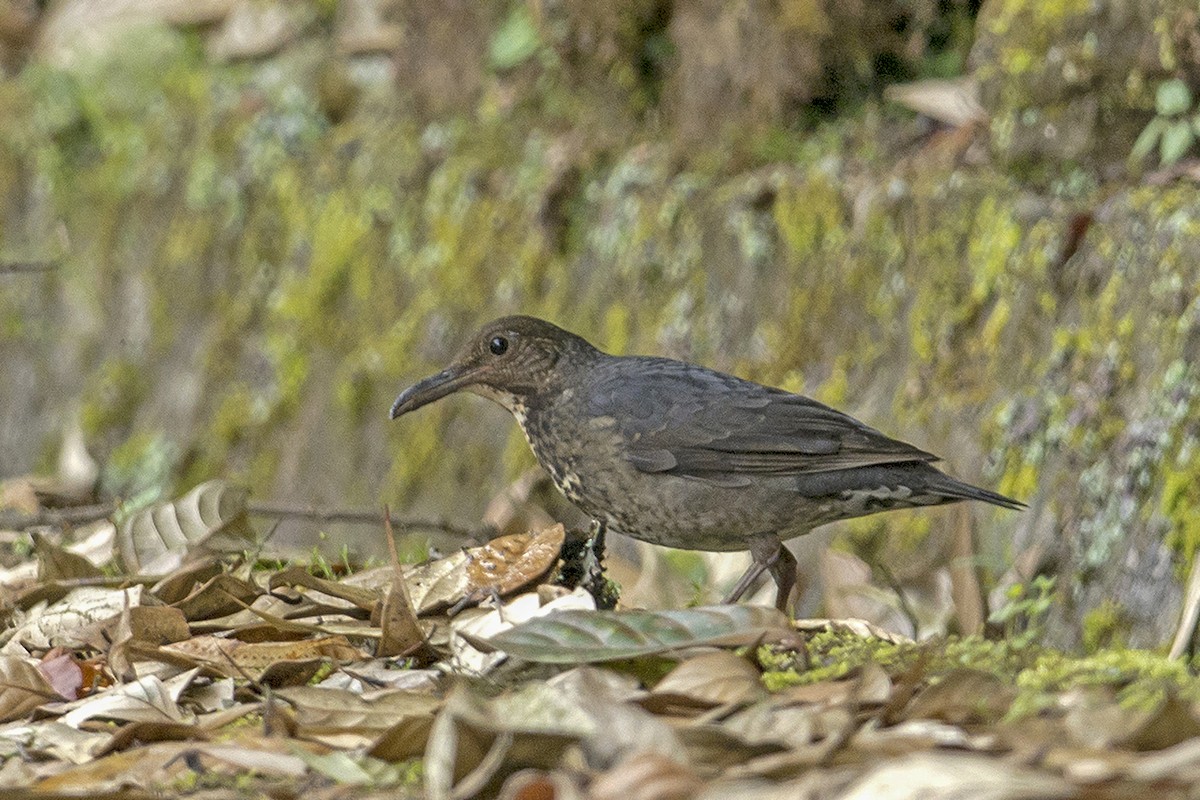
0, 480, 1198, 798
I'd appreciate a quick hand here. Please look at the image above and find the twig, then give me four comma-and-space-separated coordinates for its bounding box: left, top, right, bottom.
0, 260, 57, 274
0, 499, 482, 540
874, 559, 921, 640
0, 504, 115, 529
246, 502, 480, 539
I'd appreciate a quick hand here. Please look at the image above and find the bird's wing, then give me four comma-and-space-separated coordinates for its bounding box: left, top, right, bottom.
587, 358, 938, 487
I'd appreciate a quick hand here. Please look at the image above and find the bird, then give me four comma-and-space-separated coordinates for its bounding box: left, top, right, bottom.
389, 315, 1023, 612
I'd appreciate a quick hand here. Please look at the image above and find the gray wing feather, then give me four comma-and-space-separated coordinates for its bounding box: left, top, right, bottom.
587, 358, 938, 485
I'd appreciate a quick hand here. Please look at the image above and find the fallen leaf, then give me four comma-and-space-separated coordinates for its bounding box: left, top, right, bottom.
464, 524, 565, 596
646, 651, 765, 710
838, 752, 1074, 800
171, 572, 260, 620
117, 479, 255, 574
6, 586, 143, 650
902, 669, 1014, 725
0, 655, 58, 721
589, 752, 702, 800
273, 685, 442, 733
469, 605, 791, 664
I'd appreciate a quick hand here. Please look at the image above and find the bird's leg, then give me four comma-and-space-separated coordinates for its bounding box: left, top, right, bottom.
580, 519, 618, 609
723, 562, 767, 604
723, 536, 796, 613
586, 518, 607, 567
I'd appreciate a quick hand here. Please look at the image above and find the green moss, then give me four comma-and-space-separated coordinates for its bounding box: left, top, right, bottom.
761, 632, 1200, 720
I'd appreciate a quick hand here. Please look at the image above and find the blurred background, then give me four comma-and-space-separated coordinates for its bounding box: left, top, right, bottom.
2, 0, 1200, 649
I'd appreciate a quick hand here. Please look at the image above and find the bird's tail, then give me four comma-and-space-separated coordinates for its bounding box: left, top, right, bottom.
931, 474, 1026, 511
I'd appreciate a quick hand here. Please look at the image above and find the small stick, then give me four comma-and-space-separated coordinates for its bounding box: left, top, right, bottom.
246, 502, 481, 539
0, 260, 57, 274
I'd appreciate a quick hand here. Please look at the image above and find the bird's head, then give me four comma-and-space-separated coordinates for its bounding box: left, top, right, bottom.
389, 315, 598, 419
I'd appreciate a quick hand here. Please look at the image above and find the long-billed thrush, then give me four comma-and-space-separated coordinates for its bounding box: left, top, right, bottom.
390, 316, 1022, 611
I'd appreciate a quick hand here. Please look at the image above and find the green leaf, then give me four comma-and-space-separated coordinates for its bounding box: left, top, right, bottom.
1160, 120, 1195, 166
1156, 79, 1193, 117
1130, 117, 1166, 162
489, 5, 541, 71
468, 605, 792, 663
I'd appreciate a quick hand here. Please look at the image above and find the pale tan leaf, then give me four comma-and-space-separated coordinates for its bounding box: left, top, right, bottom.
59, 673, 192, 727
0, 655, 58, 721
590, 752, 702, 800
273, 685, 441, 733
6, 586, 143, 650
406, 550, 471, 615
840, 752, 1074, 800
647, 651, 765, 710
117, 479, 254, 574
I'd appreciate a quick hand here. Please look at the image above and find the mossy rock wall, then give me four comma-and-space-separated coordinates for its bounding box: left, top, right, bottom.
1, 5, 1200, 647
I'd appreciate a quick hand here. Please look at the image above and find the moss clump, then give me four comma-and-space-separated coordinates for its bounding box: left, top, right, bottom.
760, 632, 1200, 720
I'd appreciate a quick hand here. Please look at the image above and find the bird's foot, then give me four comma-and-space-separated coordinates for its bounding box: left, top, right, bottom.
579, 520, 618, 609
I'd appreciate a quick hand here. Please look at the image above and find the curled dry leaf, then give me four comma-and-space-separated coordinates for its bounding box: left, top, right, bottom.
33, 532, 104, 581
268, 565, 380, 611
117, 479, 255, 574
59, 672, 196, 727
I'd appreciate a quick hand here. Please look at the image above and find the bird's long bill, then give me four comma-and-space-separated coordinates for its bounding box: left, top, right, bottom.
389, 365, 478, 419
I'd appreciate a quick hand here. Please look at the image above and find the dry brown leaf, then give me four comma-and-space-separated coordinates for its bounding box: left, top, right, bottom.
268, 564, 380, 611
149, 558, 224, 604
378, 573, 426, 659
465, 523, 565, 596
902, 669, 1014, 725
159, 634, 366, 679
368, 713, 437, 762
274, 685, 442, 733
0, 655, 59, 721
407, 550, 471, 615
645, 651, 765, 711
33, 532, 104, 581
171, 572, 260, 620
94, 719, 210, 756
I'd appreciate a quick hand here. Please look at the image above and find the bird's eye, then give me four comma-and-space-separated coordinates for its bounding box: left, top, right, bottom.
489, 336, 509, 356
